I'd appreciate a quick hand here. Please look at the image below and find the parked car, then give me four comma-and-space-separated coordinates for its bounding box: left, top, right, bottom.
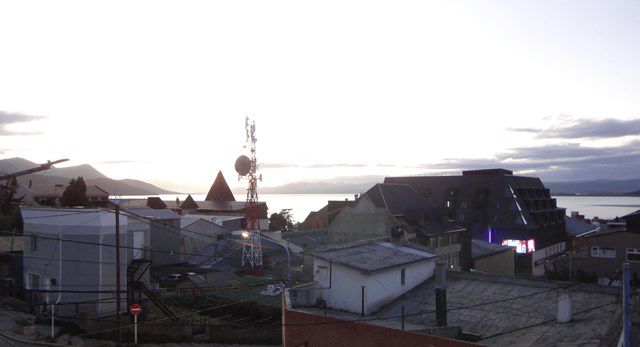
162, 274, 183, 281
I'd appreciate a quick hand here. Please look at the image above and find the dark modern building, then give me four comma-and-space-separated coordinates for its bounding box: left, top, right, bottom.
385, 169, 567, 275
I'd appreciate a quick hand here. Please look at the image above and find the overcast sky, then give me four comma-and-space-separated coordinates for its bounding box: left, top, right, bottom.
1, 0, 639, 192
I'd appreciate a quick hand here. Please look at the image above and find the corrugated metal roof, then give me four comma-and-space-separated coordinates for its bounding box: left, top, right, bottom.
379, 271, 620, 342
564, 216, 600, 237
122, 206, 180, 219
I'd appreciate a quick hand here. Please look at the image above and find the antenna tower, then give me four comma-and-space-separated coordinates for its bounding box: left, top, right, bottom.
239, 117, 262, 268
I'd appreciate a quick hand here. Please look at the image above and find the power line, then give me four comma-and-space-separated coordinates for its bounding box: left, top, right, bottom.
282, 282, 584, 327
76, 293, 270, 337
6, 230, 206, 258
15, 278, 278, 294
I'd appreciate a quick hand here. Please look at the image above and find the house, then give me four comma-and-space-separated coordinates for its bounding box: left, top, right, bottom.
385, 169, 567, 275
471, 239, 515, 276
280, 228, 328, 281
361, 183, 468, 270
31, 184, 110, 207
284, 268, 622, 346
323, 196, 396, 246
180, 217, 230, 260
564, 216, 600, 250
20, 208, 129, 317
299, 208, 326, 230
122, 206, 182, 266
299, 200, 355, 230
0, 236, 23, 297
323, 185, 467, 270
306, 241, 437, 315
553, 226, 640, 285
162, 172, 269, 229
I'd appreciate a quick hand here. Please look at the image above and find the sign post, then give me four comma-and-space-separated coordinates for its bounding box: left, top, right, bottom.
130, 304, 142, 344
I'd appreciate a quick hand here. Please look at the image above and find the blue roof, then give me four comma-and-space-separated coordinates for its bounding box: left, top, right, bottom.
564, 216, 600, 237
186, 235, 298, 270
282, 228, 328, 250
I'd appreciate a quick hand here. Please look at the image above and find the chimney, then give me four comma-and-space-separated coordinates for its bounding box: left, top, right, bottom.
435, 260, 447, 327
460, 228, 472, 271
557, 290, 572, 323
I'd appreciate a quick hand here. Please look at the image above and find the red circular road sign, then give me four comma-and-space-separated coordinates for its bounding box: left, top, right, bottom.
130, 304, 142, 315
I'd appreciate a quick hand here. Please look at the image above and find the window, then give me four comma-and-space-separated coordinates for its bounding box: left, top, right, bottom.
627, 249, 640, 262
591, 246, 616, 259
30, 235, 38, 253
451, 232, 459, 244
27, 273, 40, 290
401, 268, 406, 286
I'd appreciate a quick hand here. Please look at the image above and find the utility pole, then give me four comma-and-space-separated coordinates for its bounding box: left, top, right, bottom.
623, 262, 631, 347
115, 205, 122, 344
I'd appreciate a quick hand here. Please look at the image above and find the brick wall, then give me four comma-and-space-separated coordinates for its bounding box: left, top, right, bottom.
282, 308, 478, 347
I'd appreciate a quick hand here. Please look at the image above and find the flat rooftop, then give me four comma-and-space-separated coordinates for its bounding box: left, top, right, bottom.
288, 271, 621, 346
313, 241, 436, 274
379, 272, 621, 346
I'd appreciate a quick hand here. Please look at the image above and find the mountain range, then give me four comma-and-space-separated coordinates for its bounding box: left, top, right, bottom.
253, 175, 640, 196
4, 157, 640, 196
0, 157, 175, 196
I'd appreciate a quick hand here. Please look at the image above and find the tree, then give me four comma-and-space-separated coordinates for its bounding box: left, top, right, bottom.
60, 177, 89, 207
269, 209, 294, 232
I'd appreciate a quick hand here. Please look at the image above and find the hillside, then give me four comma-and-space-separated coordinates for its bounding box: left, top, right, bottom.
0, 157, 176, 195
546, 178, 640, 196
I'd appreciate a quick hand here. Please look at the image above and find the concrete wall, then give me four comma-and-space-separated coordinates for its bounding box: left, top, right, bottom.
584, 232, 640, 278
474, 249, 515, 277
149, 219, 182, 265
282, 305, 476, 347
180, 219, 230, 260
324, 197, 397, 246
127, 218, 151, 260
313, 257, 435, 314
21, 208, 129, 317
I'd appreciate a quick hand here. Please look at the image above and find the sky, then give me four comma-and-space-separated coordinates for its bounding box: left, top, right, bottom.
1, 0, 640, 192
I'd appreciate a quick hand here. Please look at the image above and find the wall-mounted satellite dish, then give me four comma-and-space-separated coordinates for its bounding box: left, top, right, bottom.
235, 155, 251, 176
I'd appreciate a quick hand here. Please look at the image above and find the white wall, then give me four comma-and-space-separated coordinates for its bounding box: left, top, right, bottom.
532, 241, 566, 276
21, 208, 130, 317
314, 257, 435, 314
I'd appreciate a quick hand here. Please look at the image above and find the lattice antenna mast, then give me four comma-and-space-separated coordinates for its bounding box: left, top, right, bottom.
240, 117, 263, 268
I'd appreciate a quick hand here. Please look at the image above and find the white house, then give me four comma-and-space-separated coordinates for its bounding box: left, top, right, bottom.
21, 207, 129, 317
312, 241, 436, 314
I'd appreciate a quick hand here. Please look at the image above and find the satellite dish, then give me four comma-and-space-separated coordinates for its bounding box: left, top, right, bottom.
235, 155, 251, 176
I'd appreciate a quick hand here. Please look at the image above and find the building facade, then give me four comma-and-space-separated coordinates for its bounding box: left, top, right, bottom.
385, 169, 567, 275
309, 242, 436, 314
21, 208, 129, 317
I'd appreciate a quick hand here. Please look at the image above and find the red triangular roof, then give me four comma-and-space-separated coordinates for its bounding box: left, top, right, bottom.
180, 194, 199, 209
205, 171, 236, 202
147, 197, 167, 209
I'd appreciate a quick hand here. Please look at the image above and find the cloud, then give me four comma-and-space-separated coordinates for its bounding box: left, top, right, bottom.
98, 160, 148, 165
0, 111, 46, 136
508, 118, 640, 139
261, 162, 373, 169
418, 140, 640, 180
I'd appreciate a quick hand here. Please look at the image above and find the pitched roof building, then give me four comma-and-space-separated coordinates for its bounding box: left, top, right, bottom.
205, 171, 236, 202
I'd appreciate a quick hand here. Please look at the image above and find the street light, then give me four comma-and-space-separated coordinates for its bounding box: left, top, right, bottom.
241, 232, 292, 282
